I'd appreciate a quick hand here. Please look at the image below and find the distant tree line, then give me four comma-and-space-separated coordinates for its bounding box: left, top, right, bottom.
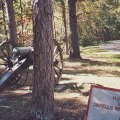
0, 0, 120, 47
77, 0, 120, 46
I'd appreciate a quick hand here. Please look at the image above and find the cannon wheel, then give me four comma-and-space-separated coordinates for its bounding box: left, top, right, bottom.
53, 39, 63, 84
0, 41, 29, 87
0, 41, 17, 69
0, 39, 63, 88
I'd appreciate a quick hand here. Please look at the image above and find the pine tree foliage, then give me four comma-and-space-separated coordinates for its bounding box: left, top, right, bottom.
0, 0, 120, 46
77, 0, 120, 46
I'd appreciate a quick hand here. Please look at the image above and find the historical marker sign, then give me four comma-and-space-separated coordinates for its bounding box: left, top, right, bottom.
84, 85, 120, 120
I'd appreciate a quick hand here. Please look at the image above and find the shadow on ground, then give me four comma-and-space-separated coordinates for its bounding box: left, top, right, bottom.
63, 58, 120, 77
0, 86, 87, 120
54, 98, 86, 120
0, 57, 118, 120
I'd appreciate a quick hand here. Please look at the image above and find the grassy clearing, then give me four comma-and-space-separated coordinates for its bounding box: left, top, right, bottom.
64, 45, 120, 77
64, 61, 120, 77
81, 46, 120, 63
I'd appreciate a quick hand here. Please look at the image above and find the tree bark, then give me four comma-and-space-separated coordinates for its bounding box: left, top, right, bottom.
32, 0, 54, 120
61, 1, 69, 54
6, 0, 17, 44
1, 1, 8, 39
68, 0, 81, 60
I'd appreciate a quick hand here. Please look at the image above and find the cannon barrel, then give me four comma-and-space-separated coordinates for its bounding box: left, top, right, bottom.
13, 47, 33, 57
0, 39, 63, 92
0, 47, 34, 92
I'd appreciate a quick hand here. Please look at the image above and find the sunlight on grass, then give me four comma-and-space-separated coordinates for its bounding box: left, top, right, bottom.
81, 46, 107, 54
54, 92, 80, 100
81, 46, 120, 63
64, 62, 120, 77
64, 45, 120, 76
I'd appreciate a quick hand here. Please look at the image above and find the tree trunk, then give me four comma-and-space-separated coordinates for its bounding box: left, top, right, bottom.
6, 0, 17, 44
103, 27, 110, 43
61, 1, 69, 54
68, 0, 81, 60
1, 1, 8, 39
32, 0, 54, 120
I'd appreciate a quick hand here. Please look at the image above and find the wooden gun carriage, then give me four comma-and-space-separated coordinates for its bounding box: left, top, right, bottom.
0, 40, 63, 92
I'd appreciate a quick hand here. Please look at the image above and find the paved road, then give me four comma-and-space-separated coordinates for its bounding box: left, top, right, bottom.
100, 40, 120, 52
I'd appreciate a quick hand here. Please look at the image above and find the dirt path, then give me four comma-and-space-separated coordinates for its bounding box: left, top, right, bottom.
1, 40, 120, 120
100, 40, 120, 52
54, 59, 120, 120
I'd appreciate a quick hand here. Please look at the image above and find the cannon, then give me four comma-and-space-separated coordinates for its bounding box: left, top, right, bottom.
0, 40, 63, 92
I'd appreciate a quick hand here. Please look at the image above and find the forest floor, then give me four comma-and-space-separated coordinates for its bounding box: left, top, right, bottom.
0, 58, 120, 120
0, 41, 120, 120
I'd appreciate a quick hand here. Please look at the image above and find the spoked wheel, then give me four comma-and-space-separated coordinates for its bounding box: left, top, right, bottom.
0, 41, 29, 88
0, 41, 17, 74
53, 39, 63, 84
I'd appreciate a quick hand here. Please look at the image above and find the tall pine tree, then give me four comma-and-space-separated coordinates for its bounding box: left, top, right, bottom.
32, 0, 54, 119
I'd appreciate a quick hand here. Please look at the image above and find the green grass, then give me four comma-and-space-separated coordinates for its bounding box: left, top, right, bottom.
81, 46, 120, 63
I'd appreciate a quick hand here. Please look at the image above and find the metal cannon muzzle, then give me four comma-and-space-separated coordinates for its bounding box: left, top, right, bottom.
13, 47, 33, 57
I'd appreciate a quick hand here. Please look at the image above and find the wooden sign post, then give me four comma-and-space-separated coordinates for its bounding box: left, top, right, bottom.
84, 85, 120, 120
